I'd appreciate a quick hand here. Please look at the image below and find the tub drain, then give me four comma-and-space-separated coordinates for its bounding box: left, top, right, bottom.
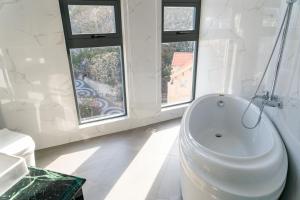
215, 133, 223, 138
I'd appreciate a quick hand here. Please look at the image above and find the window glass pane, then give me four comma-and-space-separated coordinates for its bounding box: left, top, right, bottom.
162, 41, 195, 106
164, 7, 196, 31
68, 5, 116, 35
70, 46, 126, 122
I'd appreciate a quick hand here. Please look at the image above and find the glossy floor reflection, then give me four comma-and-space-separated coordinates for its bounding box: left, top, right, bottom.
36, 119, 182, 200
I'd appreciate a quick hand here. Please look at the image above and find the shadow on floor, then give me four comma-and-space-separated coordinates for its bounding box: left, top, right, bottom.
36, 118, 182, 200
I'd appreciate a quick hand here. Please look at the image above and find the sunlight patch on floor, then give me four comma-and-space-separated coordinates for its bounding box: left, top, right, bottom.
45, 147, 100, 174
104, 125, 180, 200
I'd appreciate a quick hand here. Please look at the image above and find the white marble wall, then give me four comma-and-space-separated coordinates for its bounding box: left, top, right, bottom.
1, 0, 299, 152
266, 2, 300, 199
0, 0, 187, 149
196, 0, 300, 100
197, 0, 282, 97
196, 0, 300, 198
196, 0, 300, 145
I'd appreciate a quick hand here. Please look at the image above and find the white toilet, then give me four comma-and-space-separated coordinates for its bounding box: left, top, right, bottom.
0, 129, 36, 166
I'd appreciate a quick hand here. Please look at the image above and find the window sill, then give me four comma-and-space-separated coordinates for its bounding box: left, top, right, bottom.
161, 102, 190, 112
79, 115, 129, 129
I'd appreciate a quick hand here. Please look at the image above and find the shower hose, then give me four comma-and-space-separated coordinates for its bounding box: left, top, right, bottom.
241, 3, 292, 129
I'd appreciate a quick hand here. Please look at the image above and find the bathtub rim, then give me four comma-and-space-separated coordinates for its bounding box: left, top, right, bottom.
181, 93, 280, 161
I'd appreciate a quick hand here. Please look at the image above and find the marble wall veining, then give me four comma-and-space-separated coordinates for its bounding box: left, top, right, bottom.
196, 0, 283, 97
0, 0, 187, 149
196, 0, 300, 103
266, 2, 300, 199
196, 0, 300, 199
0, 0, 300, 158
196, 0, 300, 125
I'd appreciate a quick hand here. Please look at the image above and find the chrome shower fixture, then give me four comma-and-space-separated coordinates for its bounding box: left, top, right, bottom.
241, 0, 297, 129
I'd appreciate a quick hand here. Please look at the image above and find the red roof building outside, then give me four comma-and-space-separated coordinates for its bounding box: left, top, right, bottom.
171, 52, 194, 68
167, 52, 194, 104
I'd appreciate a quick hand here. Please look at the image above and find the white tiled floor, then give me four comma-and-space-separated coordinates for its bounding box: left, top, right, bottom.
36, 119, 182, 200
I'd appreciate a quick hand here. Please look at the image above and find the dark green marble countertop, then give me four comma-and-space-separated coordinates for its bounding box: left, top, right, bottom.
0, 167, 86, 200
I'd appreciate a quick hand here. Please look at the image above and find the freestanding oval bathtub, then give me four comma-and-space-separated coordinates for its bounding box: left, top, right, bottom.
179, 94, 288, 200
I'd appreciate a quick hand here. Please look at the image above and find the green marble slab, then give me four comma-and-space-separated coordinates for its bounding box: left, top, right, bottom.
0, 167, 86, 200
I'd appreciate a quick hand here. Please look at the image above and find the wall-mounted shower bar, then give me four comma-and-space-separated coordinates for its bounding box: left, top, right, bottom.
270, 0, 295, 99
241, 0, 297, 129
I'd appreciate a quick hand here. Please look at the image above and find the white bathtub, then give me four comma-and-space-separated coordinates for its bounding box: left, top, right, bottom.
179, 94, 287, 200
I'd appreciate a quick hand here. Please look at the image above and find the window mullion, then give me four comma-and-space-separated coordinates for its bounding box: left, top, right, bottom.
67, 37, 122, 49
162, 33, 199, 43
67, 0, 118, 6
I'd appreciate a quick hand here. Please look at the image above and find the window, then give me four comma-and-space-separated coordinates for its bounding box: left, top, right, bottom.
68, 5, 116, 35
162, 0, 200, 107
59, 0, 126, 124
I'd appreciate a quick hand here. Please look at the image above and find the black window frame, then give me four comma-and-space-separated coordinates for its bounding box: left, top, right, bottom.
59, 0, 127, 124
161, 0, 201, 108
